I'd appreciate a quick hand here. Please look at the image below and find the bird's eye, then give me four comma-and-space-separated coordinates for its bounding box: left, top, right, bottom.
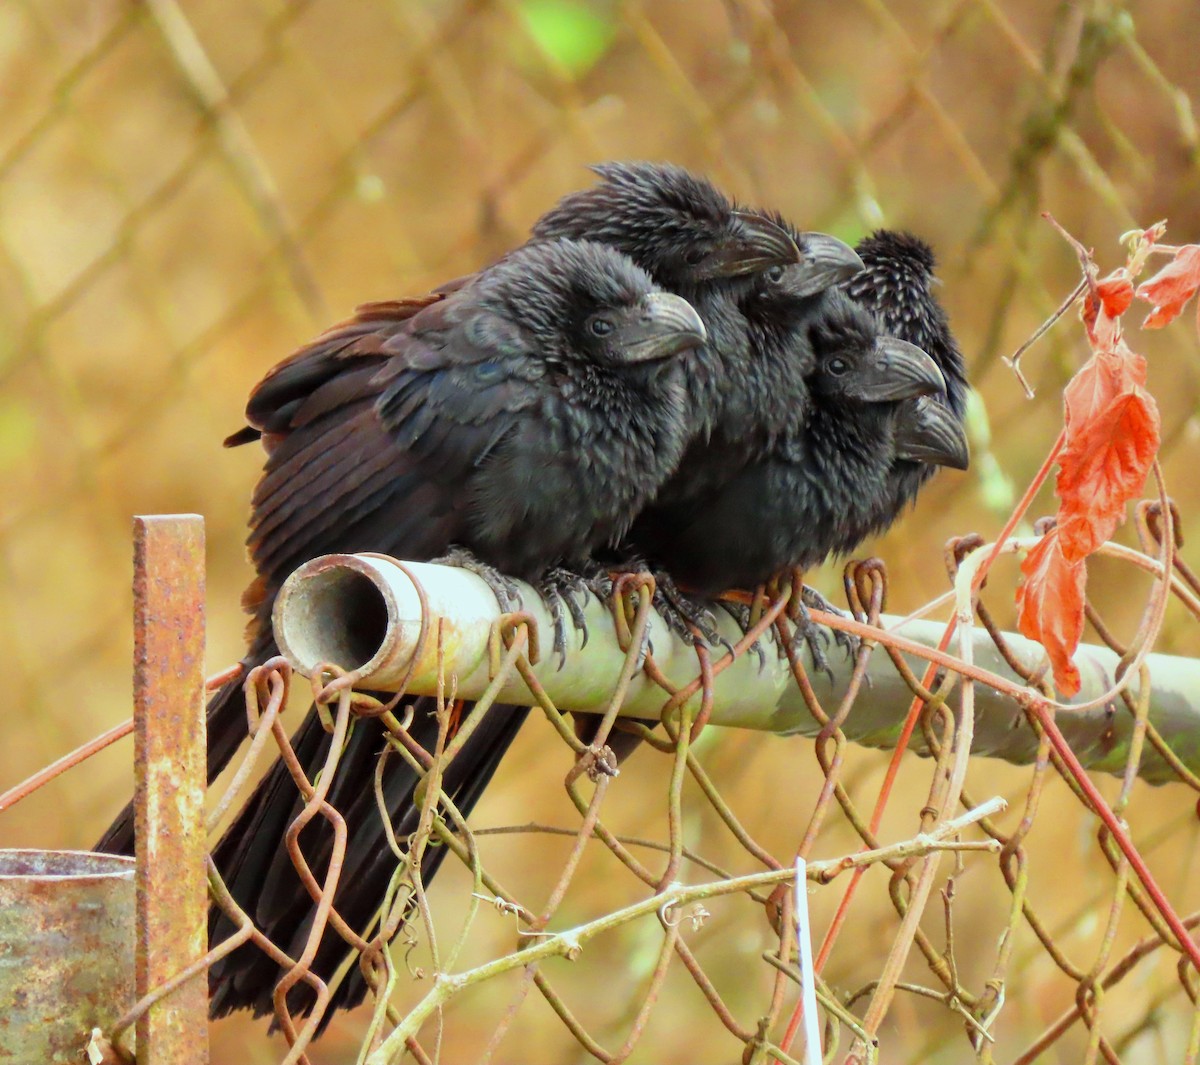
765, 265, 786, 284
684, 246, 708, 266
826, 356, 849, 376
589, 317, 614, 337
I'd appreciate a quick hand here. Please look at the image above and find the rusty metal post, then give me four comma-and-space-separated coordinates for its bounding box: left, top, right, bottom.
133, 515, 208, 1064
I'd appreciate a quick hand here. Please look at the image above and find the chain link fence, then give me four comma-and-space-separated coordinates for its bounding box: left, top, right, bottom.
2, 1, 1199, 1062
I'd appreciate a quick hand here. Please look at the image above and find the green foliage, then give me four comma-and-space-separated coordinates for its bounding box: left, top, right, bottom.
518, 0, 615, 77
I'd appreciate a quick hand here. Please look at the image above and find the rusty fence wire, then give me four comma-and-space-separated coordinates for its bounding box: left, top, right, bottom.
2, 1, 1200, 1062
81, 509, 1200, 1065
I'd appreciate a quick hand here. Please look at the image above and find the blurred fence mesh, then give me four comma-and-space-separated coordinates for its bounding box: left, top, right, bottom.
2, 1, 1200, 1062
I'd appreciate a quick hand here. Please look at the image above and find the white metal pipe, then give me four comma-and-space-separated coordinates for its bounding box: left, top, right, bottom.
273, 554, 1200, 782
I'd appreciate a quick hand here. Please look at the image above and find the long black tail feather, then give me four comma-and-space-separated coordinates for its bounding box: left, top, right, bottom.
207, 696, 529, 1023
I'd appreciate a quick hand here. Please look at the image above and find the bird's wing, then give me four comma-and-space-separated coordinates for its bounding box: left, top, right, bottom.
224, 295, 446, 447
373, 298, 541, 474
244, 298, 540, 586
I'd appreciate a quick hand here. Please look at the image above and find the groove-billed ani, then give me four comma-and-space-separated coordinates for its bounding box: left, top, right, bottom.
674, 231, 970, 665
534, 163, 865, 632
642, 285, 947, 596
98, 163, 806, 1027
534, 163, 862, 474
97, 239, 706, 1021
646, 229, 970, 614
846, 230, 971, 511
583, 232, 969, 761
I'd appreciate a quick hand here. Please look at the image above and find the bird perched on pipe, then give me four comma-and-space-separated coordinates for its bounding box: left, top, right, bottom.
629, 282, 947, 600
101, 159, 797, 849
96, 164, 811, 1027
580, 228, 971, 764
97, 236, 708, 1019
93, 161, 970, 1032
535, 162, 866, 634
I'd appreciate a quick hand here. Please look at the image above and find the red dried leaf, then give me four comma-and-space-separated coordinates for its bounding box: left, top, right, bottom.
1025, 217, 1171, 696
1096, 269, 1134, 317
1056, 387, 1160, 560
1054, 344, 1160, 561
1061, 348, 1138, 431
1136, 244, 1200, 329
1081, 276, 1132, 354
1016, 531, 1086, 696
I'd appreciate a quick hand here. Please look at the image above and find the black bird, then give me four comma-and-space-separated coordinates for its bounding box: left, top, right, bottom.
98, 161, 802, 1026
534, 163, 865, 627
531, 161, 802, 286
846, 230, 971, 518
582, 230, 969, 757
643, 285, 948, 597
98, 239, 706, 1021
648, 229, 970, 638
232, 159, 811, 638
679, 231, 971, 656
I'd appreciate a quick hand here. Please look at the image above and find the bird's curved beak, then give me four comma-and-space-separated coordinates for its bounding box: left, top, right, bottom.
846, 337, 946, 401
787, 233, 865, 298
619, 291, 708, 362
894, 396, 970, 470
698, 211, 801, 278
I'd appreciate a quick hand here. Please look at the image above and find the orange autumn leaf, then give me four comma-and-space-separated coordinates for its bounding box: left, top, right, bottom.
1082, 269, 1134, 334
1096, 271, 1134, 317
1054, 294, 1159, 562
1062, 345, 1141, 430
1056, 385, 1160, 560
1136, 244, 1200, 330
1016, 215, 1167, 697
1016, 531, 1086, 696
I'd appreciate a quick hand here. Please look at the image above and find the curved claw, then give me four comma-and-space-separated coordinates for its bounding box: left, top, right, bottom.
539, 567, 593, 670
542, 589, 570, 669
558, 580, 590, 645
656, 579, 733, 655
800, 585, 861, 664
790, 614, 835, 685
787, 591, 837, 685
719, 601, 768, 671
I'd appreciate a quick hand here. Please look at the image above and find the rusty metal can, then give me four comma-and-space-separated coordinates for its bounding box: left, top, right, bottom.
0, 849, 136, 1064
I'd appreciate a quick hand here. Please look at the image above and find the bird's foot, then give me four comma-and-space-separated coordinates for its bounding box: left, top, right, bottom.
579, 568, 643, 669
538, 567, 591, 667
799, 585, 860, 662
717, 600, 769, 671
652, 571, 732, 654
786, 585, 861, 685
789, 597, 834, 684
585, 566, 729, 659
433, 548, 523, 613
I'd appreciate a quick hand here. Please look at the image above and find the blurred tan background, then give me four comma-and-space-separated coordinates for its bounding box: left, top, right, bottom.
2, 1, 1200, 1062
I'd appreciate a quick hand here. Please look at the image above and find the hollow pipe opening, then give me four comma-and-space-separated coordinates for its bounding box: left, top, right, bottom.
274, 556, 395, 675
